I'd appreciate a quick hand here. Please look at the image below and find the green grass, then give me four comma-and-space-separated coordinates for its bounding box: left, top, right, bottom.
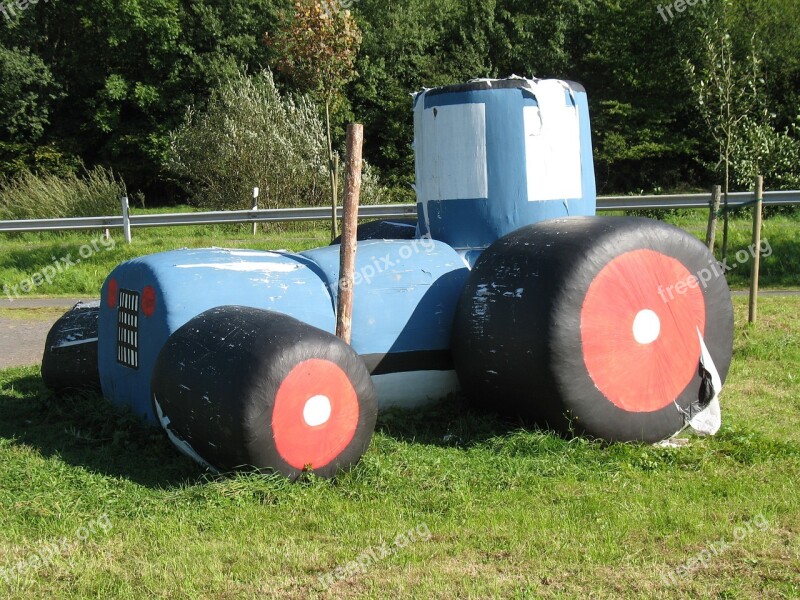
0, 206, 332, 298
659, 212, 800, 289
0, 296, 798, 598
0, 207, 797, 298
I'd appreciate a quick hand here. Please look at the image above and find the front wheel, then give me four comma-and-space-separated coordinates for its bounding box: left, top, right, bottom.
151, 306, 378, 479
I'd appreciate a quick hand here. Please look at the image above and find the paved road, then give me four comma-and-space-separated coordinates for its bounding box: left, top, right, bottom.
0, 298, 91, 309
0, 298, 91, 370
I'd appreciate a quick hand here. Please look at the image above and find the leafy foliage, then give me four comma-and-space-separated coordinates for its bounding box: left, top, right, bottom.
166, 70, 328, 211
266, 0, 362, 103
0, 0, 798, 200
731, 119, 800, 191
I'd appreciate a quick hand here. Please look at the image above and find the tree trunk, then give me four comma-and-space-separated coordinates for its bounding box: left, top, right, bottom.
722, 148, 730, 261
326, 99, 338, 242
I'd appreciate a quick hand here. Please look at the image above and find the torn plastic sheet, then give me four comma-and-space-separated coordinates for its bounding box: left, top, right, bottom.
154, 395, 218, 473
672, 328, 723, 437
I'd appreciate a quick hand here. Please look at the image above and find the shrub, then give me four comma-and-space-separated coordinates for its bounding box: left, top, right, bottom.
167, 70, 328, 210
732, 118, 800, 192
0, 167, 126, 220
167, 69, 387, 211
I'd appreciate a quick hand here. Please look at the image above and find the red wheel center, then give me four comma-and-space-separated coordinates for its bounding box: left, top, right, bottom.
271, 358, 360, 470
580, 249, 706, 413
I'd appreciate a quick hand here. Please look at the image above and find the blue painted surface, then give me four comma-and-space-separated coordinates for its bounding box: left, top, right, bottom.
414, 81, 597, 251
301, 240, 469, 356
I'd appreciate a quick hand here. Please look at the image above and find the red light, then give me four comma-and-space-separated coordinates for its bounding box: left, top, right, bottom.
107, 278, 118, 309
142, 286, 156, 317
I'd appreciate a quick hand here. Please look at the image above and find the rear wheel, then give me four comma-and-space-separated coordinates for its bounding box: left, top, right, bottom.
452, 217, 734, 442
42, 301, 101, 393
151, 306, 377, 479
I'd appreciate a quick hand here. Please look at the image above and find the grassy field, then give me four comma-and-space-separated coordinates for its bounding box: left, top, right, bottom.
0, 295, 798, 598
1, 209, 798, 597
0, 208, 798, 298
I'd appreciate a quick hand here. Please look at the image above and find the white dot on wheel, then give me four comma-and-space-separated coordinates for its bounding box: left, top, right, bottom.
303, 395, 332, 427
633, 309, 661, 345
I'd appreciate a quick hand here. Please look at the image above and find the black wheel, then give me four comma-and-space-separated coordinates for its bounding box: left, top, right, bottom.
151, 306, 378, 479
42, 301, 101, 393
331, 218, 417, 244
452, 217, 734, 443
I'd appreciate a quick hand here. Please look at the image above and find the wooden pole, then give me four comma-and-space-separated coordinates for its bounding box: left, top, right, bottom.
748, 176, 764, 325
336, 124, 364, 344
706, 185, 721, 253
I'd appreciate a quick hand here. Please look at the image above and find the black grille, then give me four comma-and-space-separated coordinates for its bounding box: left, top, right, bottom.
117, 289, 140, 369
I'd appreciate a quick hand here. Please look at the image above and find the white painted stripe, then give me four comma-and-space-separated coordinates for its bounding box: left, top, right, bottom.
524, 80, 583, 202
153, 395, 217, 472
52, 337, 98, 349
372, 370, 461, 411
174, 262, 301, 273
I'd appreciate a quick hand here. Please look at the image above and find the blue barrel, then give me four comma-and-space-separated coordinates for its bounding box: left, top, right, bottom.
413, 77, 597, 254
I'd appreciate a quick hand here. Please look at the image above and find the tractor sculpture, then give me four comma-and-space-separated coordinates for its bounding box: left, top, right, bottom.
42, 77, 734, 479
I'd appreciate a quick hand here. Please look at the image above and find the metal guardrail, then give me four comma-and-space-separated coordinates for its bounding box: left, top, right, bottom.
598, 190, 800, 211
0, 191, 797, 234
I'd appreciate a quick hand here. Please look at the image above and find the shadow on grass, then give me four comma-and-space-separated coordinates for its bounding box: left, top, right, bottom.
374, 393, 800, 471
0, 370, 203, 489
375, 394, 532, 449
2, 369, 795, 490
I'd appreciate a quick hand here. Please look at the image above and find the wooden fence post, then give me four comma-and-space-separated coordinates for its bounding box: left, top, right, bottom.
748, 176, 764, 325
706, 185, 721, 252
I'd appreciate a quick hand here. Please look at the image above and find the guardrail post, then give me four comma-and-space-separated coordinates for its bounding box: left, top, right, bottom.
748, 176, 764, 325
120, 195, 132, 244
252, 187, 260, 236
705, 185, 721, 253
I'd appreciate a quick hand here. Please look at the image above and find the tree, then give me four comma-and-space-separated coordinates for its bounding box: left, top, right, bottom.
266, 0, 362, 240
166, 70, 328, 211
0, 0, 282, 198
0, 46, 67, 177
575, 0, 707, 194
687, 4, 762, 259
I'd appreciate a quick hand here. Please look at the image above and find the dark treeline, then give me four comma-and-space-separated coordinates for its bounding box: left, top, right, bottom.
1, 0, 798, 203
